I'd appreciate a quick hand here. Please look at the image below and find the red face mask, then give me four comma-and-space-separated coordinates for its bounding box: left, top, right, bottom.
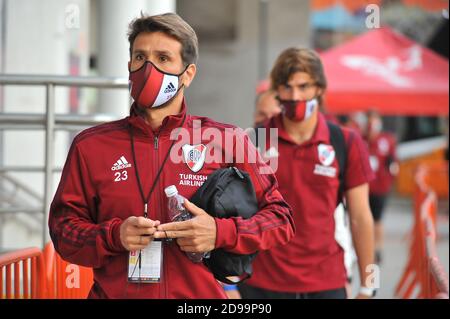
278, 98, 318, 122
128, 61, 187, 109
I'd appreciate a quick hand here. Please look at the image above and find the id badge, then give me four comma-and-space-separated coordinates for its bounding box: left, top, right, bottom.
128, 240, 163, 283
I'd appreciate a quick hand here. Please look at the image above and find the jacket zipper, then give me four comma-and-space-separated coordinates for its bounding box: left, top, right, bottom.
154, 136, 159, 150
151, 133, 161, 298
152, 132, 168, 299
153, 116, 184, 299
159, 163, 169, 299
158, 135, 169, 299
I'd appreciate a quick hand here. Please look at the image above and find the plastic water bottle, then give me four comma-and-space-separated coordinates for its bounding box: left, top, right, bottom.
164, 185, 204, 263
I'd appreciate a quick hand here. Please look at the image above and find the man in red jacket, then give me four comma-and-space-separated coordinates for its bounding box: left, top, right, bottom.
238, 48, 376, 299
48, 13, 294, 299
365, 110, 398, 264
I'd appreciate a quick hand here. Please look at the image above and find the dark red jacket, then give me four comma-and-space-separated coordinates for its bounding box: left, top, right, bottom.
48, 101, 294, 299
367, 132, 397, 195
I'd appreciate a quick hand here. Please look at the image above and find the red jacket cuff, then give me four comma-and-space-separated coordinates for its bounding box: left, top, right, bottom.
214, 218, 237, 250
109, 219, 127, 253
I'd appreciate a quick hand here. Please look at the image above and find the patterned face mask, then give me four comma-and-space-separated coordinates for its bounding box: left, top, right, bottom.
277, 97, 318, 122
129, 61, 188, 109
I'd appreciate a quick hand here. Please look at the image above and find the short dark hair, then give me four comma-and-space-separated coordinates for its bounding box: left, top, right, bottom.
127, 13, 199, 65
270, 48, 327, 106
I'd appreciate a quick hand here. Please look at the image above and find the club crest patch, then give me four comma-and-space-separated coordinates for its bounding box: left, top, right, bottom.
318, 144, 336, 167
182, 144, 207, 173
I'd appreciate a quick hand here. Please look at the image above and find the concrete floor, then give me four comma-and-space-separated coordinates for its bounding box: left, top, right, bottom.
350, 196, 449, 299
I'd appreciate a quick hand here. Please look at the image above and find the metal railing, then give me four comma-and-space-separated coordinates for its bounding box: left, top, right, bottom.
0, 74, 128, 247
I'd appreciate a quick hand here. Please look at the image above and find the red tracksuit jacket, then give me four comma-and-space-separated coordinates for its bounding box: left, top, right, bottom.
48, 101, 294, 299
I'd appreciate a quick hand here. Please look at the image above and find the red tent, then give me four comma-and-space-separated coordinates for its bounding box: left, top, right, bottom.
321, 27, 449, 116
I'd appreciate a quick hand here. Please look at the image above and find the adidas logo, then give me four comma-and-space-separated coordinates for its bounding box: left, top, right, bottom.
164, 82, 177, 94
111, 156, 132, 171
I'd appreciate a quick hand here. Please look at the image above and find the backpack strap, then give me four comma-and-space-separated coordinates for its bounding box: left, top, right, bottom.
326, 121, 347, 207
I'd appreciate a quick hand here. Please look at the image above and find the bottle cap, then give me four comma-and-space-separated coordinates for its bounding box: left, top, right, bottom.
164, 185, 178, 197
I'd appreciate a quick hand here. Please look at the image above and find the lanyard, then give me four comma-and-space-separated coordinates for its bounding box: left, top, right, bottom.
129, 115, 186, 218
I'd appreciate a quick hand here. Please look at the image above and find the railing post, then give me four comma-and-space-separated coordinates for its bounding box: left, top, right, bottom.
43, 84, 55, 248
0, 74, 127, 250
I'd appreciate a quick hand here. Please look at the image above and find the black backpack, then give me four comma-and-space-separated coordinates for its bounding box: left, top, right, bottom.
190, 166, 259, 285
327, 121, 348, 206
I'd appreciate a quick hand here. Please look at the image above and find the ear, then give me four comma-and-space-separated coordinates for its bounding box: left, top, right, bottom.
181, 64, 197, 88
316, 87, 324, 98
128, 61, 131, 71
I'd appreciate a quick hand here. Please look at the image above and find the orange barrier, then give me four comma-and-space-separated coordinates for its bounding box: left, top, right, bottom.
422, 161, 449, 199
395, 165, 449, 299
0, 243, 93, 299
44, 242, 93, 299
0, 247, 46, 299
396, 149, 448, 198
429, 257, 450, 299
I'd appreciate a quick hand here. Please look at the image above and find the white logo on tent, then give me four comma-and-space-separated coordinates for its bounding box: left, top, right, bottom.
340, 45, 423, 88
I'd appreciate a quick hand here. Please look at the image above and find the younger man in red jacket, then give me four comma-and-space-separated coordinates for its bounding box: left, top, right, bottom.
239, 48, 376, 299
